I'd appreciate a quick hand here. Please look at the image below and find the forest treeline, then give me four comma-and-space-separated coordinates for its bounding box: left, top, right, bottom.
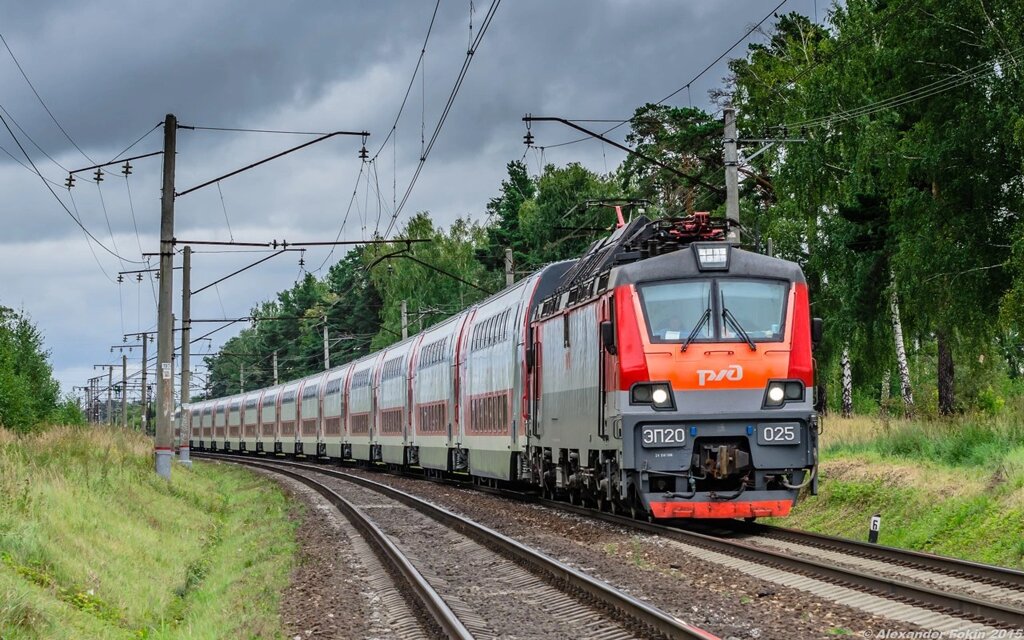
0, 306, 83, 432
205, 0, 1024, 416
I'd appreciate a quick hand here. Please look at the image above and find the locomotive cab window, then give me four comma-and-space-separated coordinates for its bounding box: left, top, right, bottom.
718, 280, 787, 341
638, 278, 788, 343
640, 281, 712, 342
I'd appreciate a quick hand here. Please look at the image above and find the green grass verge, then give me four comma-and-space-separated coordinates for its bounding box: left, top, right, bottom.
780, 415, 1024, 569
0, 427, 297, 639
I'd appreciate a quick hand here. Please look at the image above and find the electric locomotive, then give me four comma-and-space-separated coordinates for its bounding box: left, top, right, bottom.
525, 212, 821, 519
184, 212, 820, 520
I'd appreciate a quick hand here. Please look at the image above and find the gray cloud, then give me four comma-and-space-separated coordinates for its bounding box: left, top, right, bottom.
0, 0, 821, 393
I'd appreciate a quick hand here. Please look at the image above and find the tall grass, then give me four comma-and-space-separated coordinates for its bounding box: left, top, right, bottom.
787, 413, 1024, 567
822, 413, 1024, 468
0, 426, 296, 639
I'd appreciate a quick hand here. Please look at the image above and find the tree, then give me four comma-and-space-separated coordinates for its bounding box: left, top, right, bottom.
0, 306, 64, 431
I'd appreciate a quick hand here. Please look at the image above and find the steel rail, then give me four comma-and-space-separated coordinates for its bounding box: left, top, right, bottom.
532, 498, 1024, 630
211, 456, 473, 640
725, 521, 1024, 587
198, 453, 717, 640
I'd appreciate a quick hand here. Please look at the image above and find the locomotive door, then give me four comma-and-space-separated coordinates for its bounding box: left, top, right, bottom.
599, 295, 616, 440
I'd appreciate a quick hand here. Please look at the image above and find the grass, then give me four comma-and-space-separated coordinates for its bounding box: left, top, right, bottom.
779, 413, 1024, 568
0, 426, 297, 639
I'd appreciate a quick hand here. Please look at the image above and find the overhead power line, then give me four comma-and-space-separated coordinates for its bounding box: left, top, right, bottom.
0, 31, 94, 163
383, 0, 503, 239
542, 0, 788, 150
783, 44, 1024, 130
0, 110, 145, 264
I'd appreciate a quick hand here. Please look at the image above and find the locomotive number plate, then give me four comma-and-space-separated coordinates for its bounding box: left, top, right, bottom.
640, 425, 687, 448
757, 423, 801, 445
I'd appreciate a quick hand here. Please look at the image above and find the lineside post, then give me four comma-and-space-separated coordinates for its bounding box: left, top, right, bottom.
141, 333, 148, 433
155, 113, 177, 480
179, 245, 191, 466
323, 316, 330, 370
106, 365, 113, 426
723, 107, 740, 245
121, 355, 128, 429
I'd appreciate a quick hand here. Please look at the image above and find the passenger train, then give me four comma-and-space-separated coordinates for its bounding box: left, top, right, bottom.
182, 212, 822, 520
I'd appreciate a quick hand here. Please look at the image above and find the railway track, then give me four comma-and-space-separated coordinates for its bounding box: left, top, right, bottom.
197, 453, 716, 640
532, 498, 1024, 635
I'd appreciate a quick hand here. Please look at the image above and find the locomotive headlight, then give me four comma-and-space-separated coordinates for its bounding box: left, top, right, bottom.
764, 380, 804, 408
631, 382, 675, 410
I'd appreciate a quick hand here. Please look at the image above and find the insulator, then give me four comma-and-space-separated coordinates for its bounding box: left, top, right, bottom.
123, 336, 127, 343
117, 274, 124, 283
137, 273, 143, 282
800, 126, 808, 139
359, 145, 368, 160
122, 161, 132, 176
154, 271, 160, 281
781, 126, 789, 138
523, 131, 534, 146
65, 174, 76, 189
94, 168, 103, 182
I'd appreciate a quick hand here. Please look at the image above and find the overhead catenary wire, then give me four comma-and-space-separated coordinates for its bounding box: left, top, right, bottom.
540, 0, 788, 150
0, 31, 94, 164
781, 44, 1024, 130
0, 102, 70, 172
383, 0, 503, 239
0, 110, 145, 265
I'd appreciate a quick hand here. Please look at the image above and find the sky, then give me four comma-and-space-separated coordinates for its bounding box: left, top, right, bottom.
0, 0, 826, 401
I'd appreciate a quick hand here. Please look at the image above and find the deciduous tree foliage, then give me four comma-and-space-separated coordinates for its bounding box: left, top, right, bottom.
0, 306, 82, 431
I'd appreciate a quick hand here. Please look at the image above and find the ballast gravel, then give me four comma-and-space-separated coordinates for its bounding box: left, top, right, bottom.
341, 468, 928, 640
263, 471, 427, 640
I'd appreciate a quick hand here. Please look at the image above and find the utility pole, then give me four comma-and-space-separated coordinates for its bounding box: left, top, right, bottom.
85, 382, 92, 424
121, 355, 128, 429
273, 350, 279, 385
401, 300, 408, 340
504, 247, 514, 287
155, 113, 176, 480
723, 107, 740, 245
322, 317, 330, 370
106, 365, 113, 426
240, 364, 245, 393
179, 245, 191, 466
141, 333, 149, 433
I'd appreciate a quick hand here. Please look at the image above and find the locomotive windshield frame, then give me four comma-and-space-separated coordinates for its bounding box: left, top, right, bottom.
636, 275, 790, 344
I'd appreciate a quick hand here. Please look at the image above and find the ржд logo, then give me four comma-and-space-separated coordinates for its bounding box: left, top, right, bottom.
697, 364, 743, 386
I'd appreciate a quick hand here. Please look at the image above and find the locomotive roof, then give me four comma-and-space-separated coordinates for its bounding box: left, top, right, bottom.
610, 245, 806, 287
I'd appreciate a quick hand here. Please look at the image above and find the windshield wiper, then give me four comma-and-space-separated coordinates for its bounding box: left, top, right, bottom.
721, 293, 757, 351
680, 307, 711, 353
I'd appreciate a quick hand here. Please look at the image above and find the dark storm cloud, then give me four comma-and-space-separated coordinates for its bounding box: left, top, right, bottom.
0, 0, 821, 391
